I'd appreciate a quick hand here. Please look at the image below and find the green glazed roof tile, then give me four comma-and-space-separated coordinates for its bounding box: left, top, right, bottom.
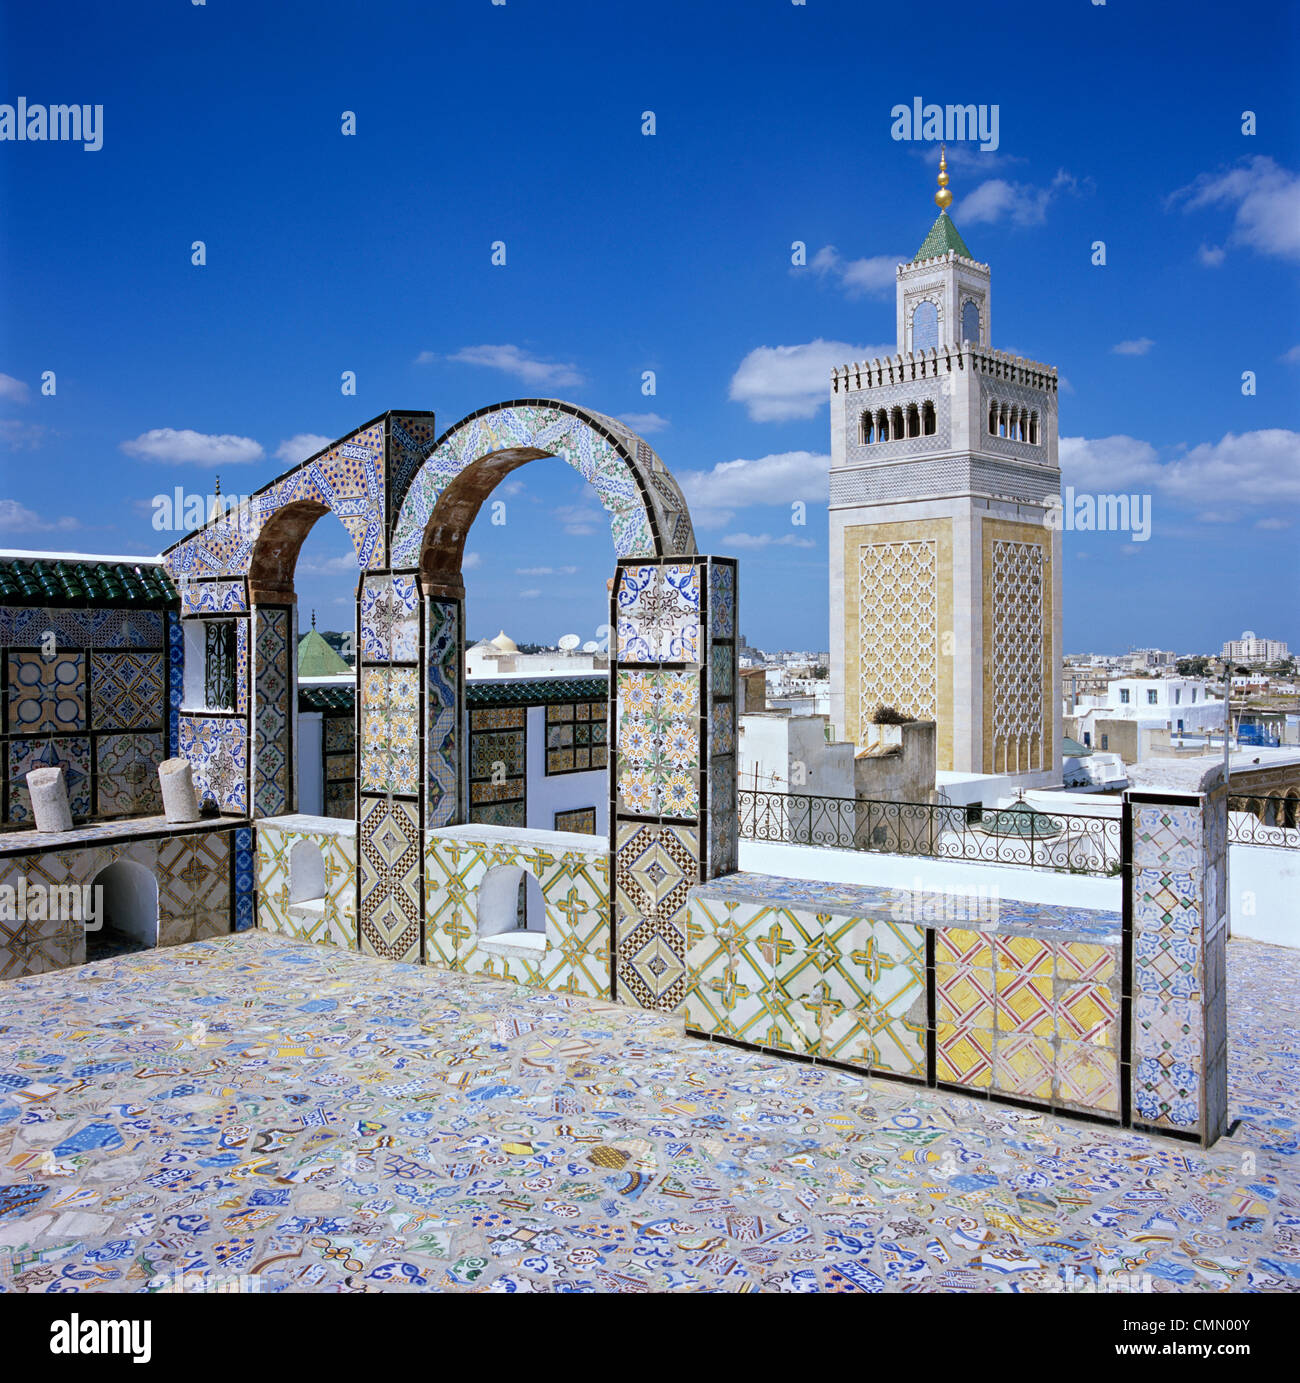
911, 212, 975, 263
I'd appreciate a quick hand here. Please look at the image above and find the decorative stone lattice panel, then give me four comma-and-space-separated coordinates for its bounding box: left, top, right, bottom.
989, 539, 1045, 771
857, 539, 938, 731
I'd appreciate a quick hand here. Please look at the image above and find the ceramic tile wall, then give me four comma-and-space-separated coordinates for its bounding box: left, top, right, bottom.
685, 892, 927, 1078
252, 606, 292, 817
611, 557, 736, 1015
468, 706, 526, 825
1128, 793, 1228, 1144
2, 612, 168, 826
256, 818, 357, 950
360, 573, 419, 663
0, 827, 235, 978
684, 876, 1123, 1119
358, 796, 422, 963
178, 716, 248, 814
426, 596, 461, 830
935, 927, 1121, 1117
425, 826, 611, 1000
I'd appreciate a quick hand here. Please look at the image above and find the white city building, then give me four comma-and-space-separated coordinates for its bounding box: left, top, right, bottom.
1222, 630, 1289, 665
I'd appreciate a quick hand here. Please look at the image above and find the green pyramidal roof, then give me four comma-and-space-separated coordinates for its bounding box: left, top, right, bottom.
297, 628, 351, 676
912, 211, 974, 263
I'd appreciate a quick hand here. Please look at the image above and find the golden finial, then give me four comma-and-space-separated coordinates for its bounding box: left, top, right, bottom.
934, 144, 953, 211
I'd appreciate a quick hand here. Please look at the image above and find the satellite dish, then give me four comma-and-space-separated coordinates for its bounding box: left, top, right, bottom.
558, 633, 581, 651
581, 641, 599, 654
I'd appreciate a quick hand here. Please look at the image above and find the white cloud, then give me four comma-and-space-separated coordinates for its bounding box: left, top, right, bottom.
0, 373, 30, 404
807, 247, 901, 299
1256, 516, 1293, 530
954, 171, 1078, 227
0, 420, 45, 450
463, 551, 482, 570
720, 531, 817, 550
1197, 243, 1226, 267
120, 428, 264, 466
413, 351, 436, 365
517, 565, 579, 576
443, 344, 585, 390
519, 588, 542, 599
1281, 345, 1300, 365
618, 412, 669, 434
1112, 337, 1155, 356
276, 433, 333, 465
679, 451, 829, 527
1170, 157, 1300, 263
0, 498, 81, 532
728, 339, 888, 422
553, 500, 604, 536
296, 550, 359, 577
1060, 429, 1300, 511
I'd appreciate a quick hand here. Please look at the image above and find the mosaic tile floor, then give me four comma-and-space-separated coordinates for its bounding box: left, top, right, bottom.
0, 931, 1295, 1294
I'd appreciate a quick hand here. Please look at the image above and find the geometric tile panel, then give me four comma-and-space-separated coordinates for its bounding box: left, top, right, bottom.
614, 819, 697, 1013
361, 573, 419, 663
7, 651, 86, 732
615, 669, 700, 818
426, 597, 460, 828
256, 819, 357, 950
1127, 794, 1225, 1143
7, 736, 92, 822
615, 563, 700, 662
424, 828, 611, 1000
252, 605, 292, 818
89, 651, 165, 731
358, 796, 421, 963
360, 665, 420, 797
95, 731, 164, 817
0, 826, 238, 977
178, 716, 248, 814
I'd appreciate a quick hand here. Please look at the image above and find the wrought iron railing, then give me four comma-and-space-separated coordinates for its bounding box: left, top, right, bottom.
1229, 795, 1300, 849
737, 788, 1123, 876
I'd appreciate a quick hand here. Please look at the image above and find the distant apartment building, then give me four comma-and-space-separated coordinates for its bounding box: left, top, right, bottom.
1222, 630, 1289, 665
1068, 677, 1225, 761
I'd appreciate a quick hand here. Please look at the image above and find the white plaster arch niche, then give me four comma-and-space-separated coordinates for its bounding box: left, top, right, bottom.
89, 858, 160, 954
475, 863, 548, 953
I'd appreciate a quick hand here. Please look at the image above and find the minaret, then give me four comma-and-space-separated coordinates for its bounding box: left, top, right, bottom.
827, 151, 1063, 786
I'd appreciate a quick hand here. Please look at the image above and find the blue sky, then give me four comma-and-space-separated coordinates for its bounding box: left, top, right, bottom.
0, 0, 1297, 653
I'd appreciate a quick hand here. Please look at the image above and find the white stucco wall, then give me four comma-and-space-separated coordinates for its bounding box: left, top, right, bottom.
739, 838, 1122, 911
297, 711, 323, 817
524, 705, 607, 834
1230, 843, 1300, 948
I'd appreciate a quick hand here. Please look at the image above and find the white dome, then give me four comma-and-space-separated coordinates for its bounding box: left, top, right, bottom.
491, 629, 518, 653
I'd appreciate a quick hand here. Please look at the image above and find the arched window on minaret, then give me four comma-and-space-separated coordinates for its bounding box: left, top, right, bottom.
891, 406, 905, 440
922, 401, 936, 436
906, 404, 920, 438
877, 408, 889, 441
988, 401, 998, 435
961, 300, 981, 346
860, 411, 874, 444
912, 300, 938, 353
1029, 410, 1040, 445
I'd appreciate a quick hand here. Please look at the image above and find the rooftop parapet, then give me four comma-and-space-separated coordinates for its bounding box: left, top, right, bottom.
831, 343, 1058, 394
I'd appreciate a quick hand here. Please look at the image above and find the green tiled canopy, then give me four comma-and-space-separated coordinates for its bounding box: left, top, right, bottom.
912, 211, 975, 263
0, 555, 175, 607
